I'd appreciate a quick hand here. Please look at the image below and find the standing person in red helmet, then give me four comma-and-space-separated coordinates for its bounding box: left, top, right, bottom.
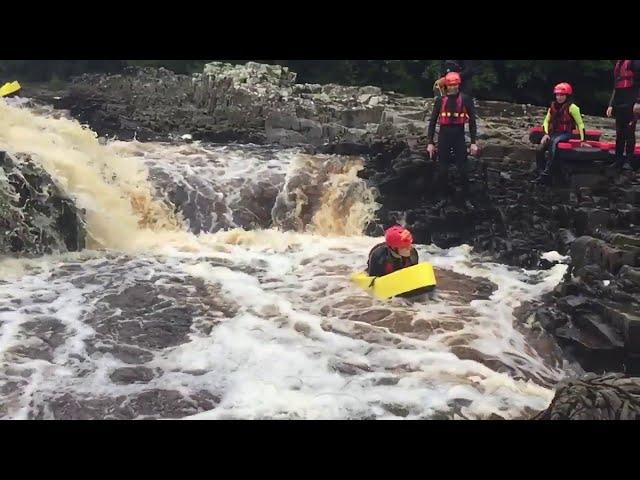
367, 225, 419, 277
426, 71, 478, 209
535, 82, 586, 184
606, 60, 640, 171
432, 60, 476, 99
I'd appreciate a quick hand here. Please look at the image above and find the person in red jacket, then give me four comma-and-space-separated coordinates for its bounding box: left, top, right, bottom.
606, 60, 640, 171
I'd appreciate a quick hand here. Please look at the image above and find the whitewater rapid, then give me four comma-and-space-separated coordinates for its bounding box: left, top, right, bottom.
0, 98, 572, 419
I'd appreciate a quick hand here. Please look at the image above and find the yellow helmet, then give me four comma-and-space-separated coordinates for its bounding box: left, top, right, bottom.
0, 81, 22, 97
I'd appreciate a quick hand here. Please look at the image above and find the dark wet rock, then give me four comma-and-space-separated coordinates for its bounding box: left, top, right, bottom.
7, 317, 69, 363
86, 274, 239, 354
487, 413, 507, 420
87, 343, 155, 365
329, 360, 372, 376
0, 151, 85, 255
429, 411, 453, 420
374, 376, 400, 386
109, 367, 155, 385
8, 341, 55, 362
570, 235, 638, 274
533, 307, 570, 332
530, 239, 640, 373
348, 309, 392, 324
536, 373, 640, 420
29, 389, 220, 420
450, 346, 514, 376
147, 168, 235, 234
0, 381, 22, 396
20, 317, 67, 351
103, 284, 163, 311
448, 398, 473, 409
0, 377, 28, 418
95, 309, 192, 351
553, 319, 624, 375
146, 148, 286, 233
383, 403, 411, 418
618, 266, 640, 292
123, 389, 219, 418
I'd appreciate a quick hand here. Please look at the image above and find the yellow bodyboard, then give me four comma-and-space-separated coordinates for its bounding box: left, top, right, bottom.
0, 81, 21, 97
351, 262, 437, 300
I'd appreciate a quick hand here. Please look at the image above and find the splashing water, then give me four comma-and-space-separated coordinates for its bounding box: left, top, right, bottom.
0, 100, 181, 250
0, 98, 571, 419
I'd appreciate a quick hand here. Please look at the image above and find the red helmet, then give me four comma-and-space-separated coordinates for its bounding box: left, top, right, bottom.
553, 82, 573, 95
384, 225, 413, 249
444, 72, 462, 87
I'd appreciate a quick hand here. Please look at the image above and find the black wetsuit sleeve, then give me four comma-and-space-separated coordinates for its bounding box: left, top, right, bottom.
427, 97, 441, 144
367, 248, 388, 277
410, 248, 419, 266
464, 95, 478, 143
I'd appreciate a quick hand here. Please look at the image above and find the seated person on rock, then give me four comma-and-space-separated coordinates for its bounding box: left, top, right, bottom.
426, 72, 478, 209
535, 82, 587, 184
367, 225, 418, 277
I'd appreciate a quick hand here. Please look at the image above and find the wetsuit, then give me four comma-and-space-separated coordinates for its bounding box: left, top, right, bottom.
367, 243, 418, 277
536, 101, 585, 176
427, 92, 478, 196
608, 60, 640, 167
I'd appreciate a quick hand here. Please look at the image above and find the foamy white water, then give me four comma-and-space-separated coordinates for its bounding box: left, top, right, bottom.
0, 98, 572, 419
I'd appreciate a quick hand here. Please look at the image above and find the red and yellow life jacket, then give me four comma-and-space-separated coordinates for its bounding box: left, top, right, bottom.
614, 60, 634, 89
438, 94, 469, 126
549, 101, 576, 134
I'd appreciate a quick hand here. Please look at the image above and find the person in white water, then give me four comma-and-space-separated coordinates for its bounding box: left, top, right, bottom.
366, 225, 418, 277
